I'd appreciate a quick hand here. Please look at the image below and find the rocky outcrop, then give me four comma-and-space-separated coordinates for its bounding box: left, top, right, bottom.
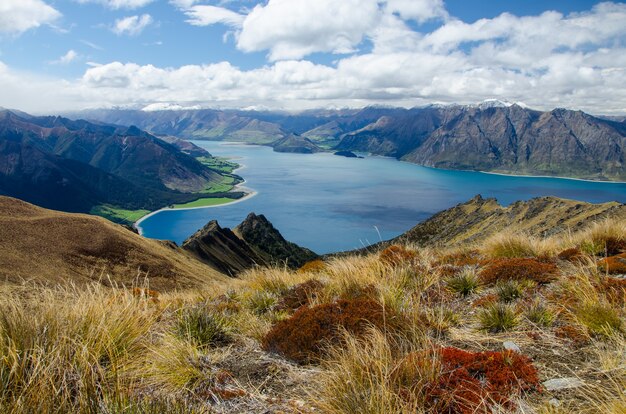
182, 220, 266, 276
183, 213, 318, 276
235, 213, 318, 268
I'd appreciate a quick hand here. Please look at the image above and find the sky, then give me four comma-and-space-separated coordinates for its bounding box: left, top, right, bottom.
0, 0, 625, 114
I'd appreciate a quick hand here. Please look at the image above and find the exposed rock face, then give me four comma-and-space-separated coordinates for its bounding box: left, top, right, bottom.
235, 213, 318, 268
271, 134, 321, 154
404, 106, 626, 180
182, 220, 265, 276
183, 213, 318, 276
392, 195, 626, 247
0, 196, 226, 290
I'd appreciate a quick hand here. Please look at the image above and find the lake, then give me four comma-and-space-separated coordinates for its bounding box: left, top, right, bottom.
138, 142, 626, 254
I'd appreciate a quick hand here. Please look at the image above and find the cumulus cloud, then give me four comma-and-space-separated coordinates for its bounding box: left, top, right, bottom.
385, 0, 448, 23
237, 0, 381, 60
184, 5, 244, 28
0, 0, 61, 35
2, 2, 626, 115
76, 0, 153, 9
112, 14, 153, 36
174, 0, 449, 60
51, 50, 79, 65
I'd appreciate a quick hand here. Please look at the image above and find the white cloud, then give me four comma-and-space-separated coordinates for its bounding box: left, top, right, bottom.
2, 3, 626, 115
112, 14, 153, 36
184, 5, 244, 28
385, 0, 448, 23
0, 0, 61, 35
76, 0, 153, 9
51, 50, 79, 65
237, 0, 381, 60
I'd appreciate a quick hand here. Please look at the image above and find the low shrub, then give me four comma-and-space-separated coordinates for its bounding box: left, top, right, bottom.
575, 303, 623, 337
480, 258, 559, 285
446, 267, 481, 297
604, 237, 626, 256
275, 279, 324, 312
478, 303, 519, 333
262, 298, 403, 364
554, 324, 590, 345
437, 249, 482, 267
175, 306, 232, 348
600, 277, 626, 306
557, 247, 585, 263
398, 347, 541, 414
598, 254, 626, 275
472, 293, 498, 308
379, 245, 418, 266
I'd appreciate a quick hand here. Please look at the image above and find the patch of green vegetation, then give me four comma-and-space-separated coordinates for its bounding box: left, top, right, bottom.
201, 175, 237, 194
91, 205, 150, 225
171, 197, 236, 209
197, 156, 239, 174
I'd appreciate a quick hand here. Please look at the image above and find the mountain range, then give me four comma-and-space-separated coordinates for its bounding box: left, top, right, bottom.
0, 110, 241, 220
75, 102, 626, 181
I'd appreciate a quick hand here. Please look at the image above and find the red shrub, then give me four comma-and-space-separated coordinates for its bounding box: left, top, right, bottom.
472, 293, 498, 308
603, 237, 626, 256
275, 279, 324, 311
380, 245, 418, 266
480, 258, 559, 285
555, 325, 590, 346
557, 248, 585, 263
598, 253, 626, 275
420, 347, 541, 414
131, 287, 160, 299
262, 298, 402, 364
437, 250, 482, 267
600, 276, 626, 306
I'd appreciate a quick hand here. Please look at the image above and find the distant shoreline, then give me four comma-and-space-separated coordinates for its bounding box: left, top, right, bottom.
476, 169, 626, 184
134, 162, 257, 235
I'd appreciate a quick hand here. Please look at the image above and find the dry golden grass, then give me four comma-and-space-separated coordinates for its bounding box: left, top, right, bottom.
1, 219, 625, 413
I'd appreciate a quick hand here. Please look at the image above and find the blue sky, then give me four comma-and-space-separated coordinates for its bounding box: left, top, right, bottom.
0, 0, 625, 114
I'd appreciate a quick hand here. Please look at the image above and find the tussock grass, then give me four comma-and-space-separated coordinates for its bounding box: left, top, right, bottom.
481, 232, 542, 258
478, 303, 520, 332
1, 217, 625, 413
446, 266, 481, 297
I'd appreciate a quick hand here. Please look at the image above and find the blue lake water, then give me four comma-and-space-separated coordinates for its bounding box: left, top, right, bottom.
138, 142, 626, 254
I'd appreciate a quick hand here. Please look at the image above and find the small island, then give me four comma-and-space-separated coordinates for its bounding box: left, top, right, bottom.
334, 150, 363, 158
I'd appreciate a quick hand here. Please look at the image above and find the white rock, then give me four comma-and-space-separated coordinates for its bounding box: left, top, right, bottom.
543, 377, 584, 391
503, 341, 521, 352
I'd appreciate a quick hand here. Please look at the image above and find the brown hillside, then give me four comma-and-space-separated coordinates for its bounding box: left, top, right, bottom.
0, 196, 226, 290
395, 195, 626, 247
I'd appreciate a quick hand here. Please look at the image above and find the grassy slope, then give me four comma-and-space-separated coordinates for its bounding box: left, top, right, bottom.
0, 196, 226, 290
91, 156, 242, 225
90, 204, 150, 224
171, 197, 235, 209
1, 217, 624, 413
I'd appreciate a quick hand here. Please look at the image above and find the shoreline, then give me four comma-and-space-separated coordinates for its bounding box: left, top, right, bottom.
134, 161, 256, 234
475, 169, 626, 184
384, 156, 626, 184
